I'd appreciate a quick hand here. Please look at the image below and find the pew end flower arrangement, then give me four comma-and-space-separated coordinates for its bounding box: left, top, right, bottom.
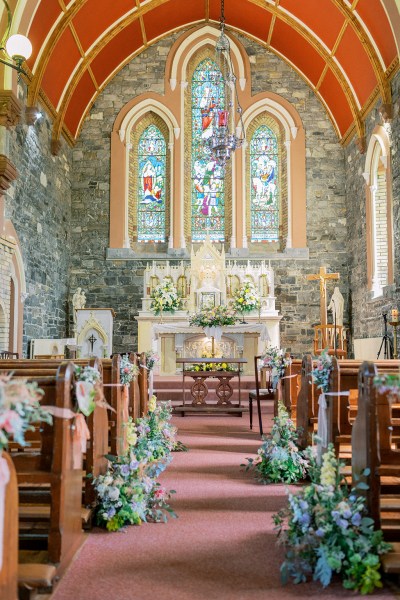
150, 278, 182, 316
273, 445, 391, 594
243, 401, 308, 484
120, 355, 138, 386
374, 372, 400, 401
93, 395, 177, 531
74, 365, 102, 416
261, 347, 291, 389
0, 374, 52, 452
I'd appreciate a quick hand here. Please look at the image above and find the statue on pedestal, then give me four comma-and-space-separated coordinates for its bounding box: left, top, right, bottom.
328, 286, 344, 327
72, 287, 86, 332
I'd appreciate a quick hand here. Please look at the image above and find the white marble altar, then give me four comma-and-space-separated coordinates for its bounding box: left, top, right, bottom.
136, 238, 281, 375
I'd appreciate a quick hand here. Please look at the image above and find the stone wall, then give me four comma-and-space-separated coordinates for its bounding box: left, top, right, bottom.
70, 29, 348, 356
344, 71, 400, 343
0, 236, 15, 350
4, 105, 72, 354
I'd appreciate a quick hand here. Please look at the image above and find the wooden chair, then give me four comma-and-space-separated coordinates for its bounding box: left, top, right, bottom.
313, 325, 347, 358
248, 356, 273, 436
0, 351, 19, 359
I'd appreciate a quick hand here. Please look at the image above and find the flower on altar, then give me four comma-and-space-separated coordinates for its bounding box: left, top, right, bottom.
0, 374, 51, 452
189, 304, 237, 328
233, 280, 260, 313
150, 278, 182, 315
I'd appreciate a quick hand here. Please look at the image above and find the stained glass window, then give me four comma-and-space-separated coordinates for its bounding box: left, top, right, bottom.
191, 58, 225, 242
137, 124, 166, 242
250, 125, 279, 242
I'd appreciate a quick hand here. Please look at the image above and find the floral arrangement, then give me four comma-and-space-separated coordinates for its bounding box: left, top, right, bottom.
374, 372, 400, 398
311, 350, 333, 393
243, 401, 308, 484
74, 365, 102, 416
150, 278, 182, 315
189, 304, 237, 328
120, 355, 139, 386
273, 445, 391, 594
93, 395, 177, 531
261, 347, 291, 389
93, 456, 176, 531
188, 361, 234, 373
145, 350, 159, 372
0, 374, 52, 452
233, 280, 260, 314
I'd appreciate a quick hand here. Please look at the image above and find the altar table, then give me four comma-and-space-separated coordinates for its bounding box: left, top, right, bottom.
175, 357, 248, 416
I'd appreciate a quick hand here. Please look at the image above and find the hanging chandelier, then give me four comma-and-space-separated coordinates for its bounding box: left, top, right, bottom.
205, 0, 245, 168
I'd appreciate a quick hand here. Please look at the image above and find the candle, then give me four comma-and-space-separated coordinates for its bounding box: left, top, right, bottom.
392, 308, 399, 322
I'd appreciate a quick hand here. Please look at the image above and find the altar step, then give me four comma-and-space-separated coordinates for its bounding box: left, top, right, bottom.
153, 375, 259, 403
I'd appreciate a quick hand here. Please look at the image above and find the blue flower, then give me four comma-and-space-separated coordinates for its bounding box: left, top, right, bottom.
130, 459, 139, 470
298, 513, 311, 527
120, 464, 130, 476
338, 518, 349, 529
315, 528, 325, 537
107, 507, 116, 518
351, 512, 362, 526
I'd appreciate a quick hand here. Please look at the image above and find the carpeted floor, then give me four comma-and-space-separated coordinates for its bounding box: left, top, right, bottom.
52, 411, 396, 600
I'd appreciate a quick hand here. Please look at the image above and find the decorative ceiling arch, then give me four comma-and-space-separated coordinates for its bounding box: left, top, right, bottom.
3, 0, 398, 147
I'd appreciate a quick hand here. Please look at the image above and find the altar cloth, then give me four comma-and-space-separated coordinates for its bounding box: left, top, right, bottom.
152, 322, 270, 342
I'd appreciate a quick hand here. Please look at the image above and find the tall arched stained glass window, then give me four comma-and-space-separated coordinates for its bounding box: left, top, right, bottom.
137, 124, 166, 242
250, 125, 279, 242
191, 58, 225, 242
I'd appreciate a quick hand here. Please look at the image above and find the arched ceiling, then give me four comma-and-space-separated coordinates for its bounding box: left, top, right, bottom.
11, 0, 400, 145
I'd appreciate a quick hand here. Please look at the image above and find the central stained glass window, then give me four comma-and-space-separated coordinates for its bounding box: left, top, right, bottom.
138, 124, 166, 242
250, 125, 279, 242
191, 58, 225, 242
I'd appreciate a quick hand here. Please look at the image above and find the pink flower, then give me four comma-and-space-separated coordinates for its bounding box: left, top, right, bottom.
154, 487, 166, 500
0, 409, 23, 434
124, 367, 130, 373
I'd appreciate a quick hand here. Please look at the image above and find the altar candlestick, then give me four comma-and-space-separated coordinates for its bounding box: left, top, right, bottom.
392, 308, 399, 323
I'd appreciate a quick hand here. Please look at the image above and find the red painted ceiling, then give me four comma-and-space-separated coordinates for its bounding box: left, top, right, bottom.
25, 0, 398, 140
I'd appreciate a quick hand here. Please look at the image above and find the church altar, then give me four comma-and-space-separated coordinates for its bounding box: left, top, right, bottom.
136, 238, 282, 375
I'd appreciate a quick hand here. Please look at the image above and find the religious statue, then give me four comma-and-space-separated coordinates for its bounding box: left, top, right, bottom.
72, 287, 86, 332
328, 286, 344, 327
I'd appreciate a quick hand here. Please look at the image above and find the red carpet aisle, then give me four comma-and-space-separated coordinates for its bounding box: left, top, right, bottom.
52, 414, 395, 600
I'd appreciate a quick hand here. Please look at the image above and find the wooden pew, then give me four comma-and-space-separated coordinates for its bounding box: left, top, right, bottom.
351, 362, 400, 574
129, 352, 141, 421
11, 363, 84, 578
138, 352, 149, 416
0, 452, 18, 600
296, 354, 314, 449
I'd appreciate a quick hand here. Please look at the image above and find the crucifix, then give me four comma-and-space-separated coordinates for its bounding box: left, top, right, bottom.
88, 333, 97, 354
306, 266, 340, 325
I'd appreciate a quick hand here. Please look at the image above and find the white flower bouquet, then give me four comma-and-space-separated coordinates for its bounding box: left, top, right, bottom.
150, 278, 182, 315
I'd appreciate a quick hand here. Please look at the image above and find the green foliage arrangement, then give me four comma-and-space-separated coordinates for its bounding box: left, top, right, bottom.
243, 401, 308, 484
273, 446, 391, 594
311, 349, 333, 393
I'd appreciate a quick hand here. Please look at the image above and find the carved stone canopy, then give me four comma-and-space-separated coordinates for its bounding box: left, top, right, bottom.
0, 90, 22, 128
0, 155, 18, 191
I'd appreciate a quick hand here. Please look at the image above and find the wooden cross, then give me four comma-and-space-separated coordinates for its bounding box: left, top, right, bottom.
306, 266, 340, 325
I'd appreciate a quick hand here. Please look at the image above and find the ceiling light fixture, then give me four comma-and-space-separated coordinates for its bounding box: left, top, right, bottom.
205, 0, 245, 169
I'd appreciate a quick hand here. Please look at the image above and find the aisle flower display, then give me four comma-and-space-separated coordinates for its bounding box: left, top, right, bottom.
75, 365, 102, 417
243, 401, 307, 484
311, 350, 333, 455
261, 347, 291, 389
145, 350, 160, 372
273, 446, 391, 594
150, 278, 182, 315
233, 280, 260, 319
93, 395, 177, 531
374, 372, 400, 400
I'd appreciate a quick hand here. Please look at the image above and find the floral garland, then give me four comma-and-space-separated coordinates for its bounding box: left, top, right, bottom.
150, 278, 182, 315
93, 395, 177, 531
74, 365, 102, 416
233, 280, 260, 313
311, 350, 333, 393
273, 445, 391, 594
261, 347, 291, 389
0, 374, 51, 452
243, 401, 308, 484
189, 304, 237, 328
120, 355, 139, 386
